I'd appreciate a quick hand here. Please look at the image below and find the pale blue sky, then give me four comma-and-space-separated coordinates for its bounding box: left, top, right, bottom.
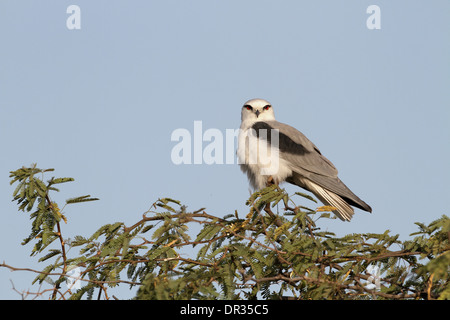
1, 1, 449, 299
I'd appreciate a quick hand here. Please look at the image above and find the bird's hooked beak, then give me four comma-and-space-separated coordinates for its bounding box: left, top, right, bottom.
255, 110, 260, 118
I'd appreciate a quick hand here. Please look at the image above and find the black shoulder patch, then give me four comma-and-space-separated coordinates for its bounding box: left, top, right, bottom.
251, 122, 310, 156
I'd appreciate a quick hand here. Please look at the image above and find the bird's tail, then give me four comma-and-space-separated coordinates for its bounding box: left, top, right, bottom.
302, 180, 355, 221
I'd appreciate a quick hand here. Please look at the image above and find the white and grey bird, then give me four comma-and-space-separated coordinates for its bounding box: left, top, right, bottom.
237, 98, 372, 221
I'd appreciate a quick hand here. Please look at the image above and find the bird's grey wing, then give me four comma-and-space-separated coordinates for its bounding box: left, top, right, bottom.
252, 120, 372, 212
253, 120, 338, 177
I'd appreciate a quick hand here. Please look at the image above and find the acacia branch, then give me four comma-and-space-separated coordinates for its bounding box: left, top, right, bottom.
45, 194, 68, 300
0, 262, 141, 292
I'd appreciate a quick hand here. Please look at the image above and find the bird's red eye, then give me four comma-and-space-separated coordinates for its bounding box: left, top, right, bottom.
244, 105, 252, 110
263, 105, 271, 110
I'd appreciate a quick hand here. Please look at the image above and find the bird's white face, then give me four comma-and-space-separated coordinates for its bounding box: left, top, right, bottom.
241, 98, 275, 123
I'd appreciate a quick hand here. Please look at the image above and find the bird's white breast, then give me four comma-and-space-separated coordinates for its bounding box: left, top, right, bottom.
237, 124, 292, 190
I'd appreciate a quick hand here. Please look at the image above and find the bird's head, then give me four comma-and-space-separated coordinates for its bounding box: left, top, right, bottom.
241, 98, 275, 122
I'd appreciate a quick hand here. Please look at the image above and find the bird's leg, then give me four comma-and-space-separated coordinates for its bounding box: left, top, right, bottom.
266, 176, 274, 186
263, 177, 282, 227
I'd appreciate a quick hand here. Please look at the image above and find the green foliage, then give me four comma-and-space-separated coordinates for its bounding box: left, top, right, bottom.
9, 164, 98, 257
3, 165, 449, 300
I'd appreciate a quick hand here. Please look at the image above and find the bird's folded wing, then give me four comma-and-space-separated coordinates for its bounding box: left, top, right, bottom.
257, 120, 371, 212
255, 120, 338, 178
